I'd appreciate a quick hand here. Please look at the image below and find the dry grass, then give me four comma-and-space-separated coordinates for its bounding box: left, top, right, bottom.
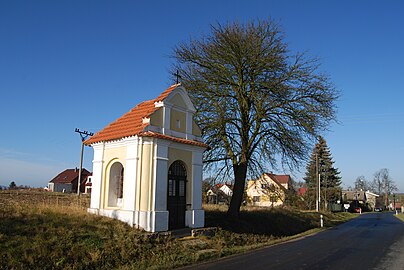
394, 213, 404, 222
0, 190, 187, 270
0, 190, 355, 269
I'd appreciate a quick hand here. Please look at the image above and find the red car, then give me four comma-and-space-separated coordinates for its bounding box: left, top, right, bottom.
354, 207, 361, 213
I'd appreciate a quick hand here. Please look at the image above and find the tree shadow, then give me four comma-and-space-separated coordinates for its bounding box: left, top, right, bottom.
205, 208, 318, 237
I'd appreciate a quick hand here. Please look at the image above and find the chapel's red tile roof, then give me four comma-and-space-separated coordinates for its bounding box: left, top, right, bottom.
84, 84, 178, 145
84, 84, 208, 148
155, 84, 177, 102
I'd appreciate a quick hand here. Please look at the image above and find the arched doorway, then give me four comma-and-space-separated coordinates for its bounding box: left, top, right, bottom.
167, 160, 187, 230
107, 161, 124, 208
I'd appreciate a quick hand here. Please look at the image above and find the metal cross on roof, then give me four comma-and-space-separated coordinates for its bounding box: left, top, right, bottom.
174, 70, 182, 84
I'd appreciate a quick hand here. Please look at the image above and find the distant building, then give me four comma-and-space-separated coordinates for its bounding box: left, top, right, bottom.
297, 187, 307, 196
342, 190, 366, 203
246, 173, 291, 207
365, 191, 379, 210
342, 190, 380, 211
48, 168, 91, 193
83, 175, 93, 194
206, 183, 233, 204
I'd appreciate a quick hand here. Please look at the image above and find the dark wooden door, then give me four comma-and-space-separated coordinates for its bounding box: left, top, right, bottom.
167, 161, 187, 230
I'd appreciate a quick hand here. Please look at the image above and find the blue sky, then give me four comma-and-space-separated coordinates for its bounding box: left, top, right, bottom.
1, 0, 404, 191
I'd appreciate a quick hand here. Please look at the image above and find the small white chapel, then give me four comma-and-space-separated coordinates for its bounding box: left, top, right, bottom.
84, 84, 208, 232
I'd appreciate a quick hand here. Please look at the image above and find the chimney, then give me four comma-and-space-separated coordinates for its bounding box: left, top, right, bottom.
75, 167, 78, 172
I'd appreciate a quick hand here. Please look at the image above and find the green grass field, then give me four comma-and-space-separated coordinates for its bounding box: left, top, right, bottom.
0, 190, 355, 269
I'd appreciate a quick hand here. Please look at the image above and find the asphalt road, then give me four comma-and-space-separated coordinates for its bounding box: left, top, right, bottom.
182, 212, 404, 270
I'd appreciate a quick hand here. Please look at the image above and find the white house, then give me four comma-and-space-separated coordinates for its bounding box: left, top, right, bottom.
83, 175, 93, 194
365, 191, 379, 210
218, 183, 233, 197
84, 84, 208, 232
206, 183, 233, 204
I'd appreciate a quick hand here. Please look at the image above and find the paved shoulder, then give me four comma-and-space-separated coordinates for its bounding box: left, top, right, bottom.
374, 215, 404, 270
181, 213, 404, 270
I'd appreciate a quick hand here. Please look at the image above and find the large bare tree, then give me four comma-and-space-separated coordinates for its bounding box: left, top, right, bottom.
354, 175, 368, 191
173, 19, 338, 217
372, 168, 397, 206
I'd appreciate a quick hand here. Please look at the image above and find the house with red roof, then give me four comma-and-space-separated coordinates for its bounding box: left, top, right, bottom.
48, 168, 91, 193
297, 187, 307, 196
206, 183, 233, 204
84, 84, 208, 232
246, 173, 292, 207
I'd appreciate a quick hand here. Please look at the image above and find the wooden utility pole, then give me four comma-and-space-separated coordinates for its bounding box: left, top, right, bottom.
324, 174, 328, 211
75, 128, 93, 195
316, 153, 319, 212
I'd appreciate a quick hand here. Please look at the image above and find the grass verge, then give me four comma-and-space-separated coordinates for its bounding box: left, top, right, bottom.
0, 190, 355, 269
394, 213, 404, 222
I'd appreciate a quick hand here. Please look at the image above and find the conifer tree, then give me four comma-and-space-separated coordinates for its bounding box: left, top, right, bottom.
304, 136, 341, 210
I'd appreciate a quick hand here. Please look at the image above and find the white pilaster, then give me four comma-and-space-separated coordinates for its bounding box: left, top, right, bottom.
123, 137, 139, 211
90, 143, 105, 210
148, 142, 170, 231
186, 149, 204, 229
162, 106, 171, 135
191, 150, 204, 209
186, 209, 205, 228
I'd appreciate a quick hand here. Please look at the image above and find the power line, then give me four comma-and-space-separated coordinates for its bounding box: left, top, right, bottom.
75, 128, 94, 195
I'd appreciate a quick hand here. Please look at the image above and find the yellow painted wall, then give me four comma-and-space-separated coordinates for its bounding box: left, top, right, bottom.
138, 143, 153, 211
168, 148, 192, 204
103, 146, 127, 166
246, 177, 285, 204
192, 120, 202, 136
169, 93, 202, 136
170, 93, 187, 108
170, 109, 186, 133
150, 108, 163, 128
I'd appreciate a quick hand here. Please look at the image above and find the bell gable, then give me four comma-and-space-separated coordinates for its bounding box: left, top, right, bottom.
85, 84, 206, 148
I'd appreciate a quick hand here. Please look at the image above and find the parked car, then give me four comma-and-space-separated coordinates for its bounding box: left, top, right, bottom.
354, 207, 361, 213
374, 207, 382, 212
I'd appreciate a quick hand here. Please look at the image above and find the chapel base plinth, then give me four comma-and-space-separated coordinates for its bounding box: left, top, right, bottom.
185, 209, 205, 228
134, 210, 169, 232
90, 208, 136, 226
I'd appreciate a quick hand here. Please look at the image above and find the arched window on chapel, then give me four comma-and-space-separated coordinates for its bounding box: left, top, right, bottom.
107, 162, 124, 208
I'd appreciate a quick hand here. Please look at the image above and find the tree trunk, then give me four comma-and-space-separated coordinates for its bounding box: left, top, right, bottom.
227, 162, 248, 218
